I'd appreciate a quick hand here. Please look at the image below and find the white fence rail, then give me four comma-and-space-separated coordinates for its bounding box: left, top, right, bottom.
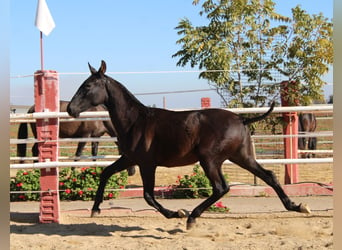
10, 105, 333, 122
9, 157, 334, 170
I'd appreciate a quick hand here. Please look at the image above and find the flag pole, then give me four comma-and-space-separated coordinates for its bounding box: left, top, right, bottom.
40, 31, 44, 71
35, 0, 55, 71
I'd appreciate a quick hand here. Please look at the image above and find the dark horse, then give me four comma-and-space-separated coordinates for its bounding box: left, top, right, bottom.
17, 100, 136, 175
67, 61, 310, 230
298, 113, 317, 158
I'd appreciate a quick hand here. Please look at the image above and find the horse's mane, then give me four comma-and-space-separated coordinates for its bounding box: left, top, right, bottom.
107, 76, 146, 109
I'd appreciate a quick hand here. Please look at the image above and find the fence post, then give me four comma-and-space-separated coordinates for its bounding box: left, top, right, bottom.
280, 81, 299, 184
201, 97, 211, 108
34, 70, 60, 223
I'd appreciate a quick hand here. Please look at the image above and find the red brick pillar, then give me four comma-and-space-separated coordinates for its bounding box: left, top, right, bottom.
280, 81, 299, 184
34, 70, 60, 223
201, 97, 211, 108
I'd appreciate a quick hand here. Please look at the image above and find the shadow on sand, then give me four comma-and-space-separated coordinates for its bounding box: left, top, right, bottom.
10, 212, 145, 237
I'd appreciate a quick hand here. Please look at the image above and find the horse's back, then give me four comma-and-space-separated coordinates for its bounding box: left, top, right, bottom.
137, 108, 247, 166
151, 108, 243, 139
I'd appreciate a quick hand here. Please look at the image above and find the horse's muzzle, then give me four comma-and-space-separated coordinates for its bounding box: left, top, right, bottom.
66, 104, 80, 118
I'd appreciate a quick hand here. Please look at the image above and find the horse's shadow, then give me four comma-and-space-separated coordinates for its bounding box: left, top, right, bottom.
10, 212, 144, 237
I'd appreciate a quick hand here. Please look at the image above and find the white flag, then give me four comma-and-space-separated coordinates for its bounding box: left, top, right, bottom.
35, 0, 55, 36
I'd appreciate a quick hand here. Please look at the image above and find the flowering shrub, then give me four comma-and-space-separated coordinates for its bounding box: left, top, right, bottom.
207, 201, 230, 213
10, 170, 41, 201
10, 167, 128, 201
172, 165, 229, 199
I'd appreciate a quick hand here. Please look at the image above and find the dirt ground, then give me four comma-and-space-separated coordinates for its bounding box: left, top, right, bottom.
10, 162, 334, 249
10, 196, 333, 250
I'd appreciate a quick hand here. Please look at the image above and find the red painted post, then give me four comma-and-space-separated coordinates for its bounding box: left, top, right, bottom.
34, 70, 60, 223
201, 97, 211, 108
280, 81, 299, 184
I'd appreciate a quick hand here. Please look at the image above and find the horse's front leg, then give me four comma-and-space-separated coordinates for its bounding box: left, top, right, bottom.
139, 166, 188, 219
91, 141, 99, 161
91, 156, 135, 217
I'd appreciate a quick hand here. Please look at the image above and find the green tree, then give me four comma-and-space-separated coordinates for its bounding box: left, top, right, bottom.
272, 6, 333, 105
173, 0, 333, 107
173, 0, 289, 107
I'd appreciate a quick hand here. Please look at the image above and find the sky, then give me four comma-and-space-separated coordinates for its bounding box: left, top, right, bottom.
10, 0, 333, 109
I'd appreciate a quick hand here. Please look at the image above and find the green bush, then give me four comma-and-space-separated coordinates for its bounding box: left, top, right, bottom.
172, 165, 229, 198
10, 167, 128, 201
10, 169, 41, 201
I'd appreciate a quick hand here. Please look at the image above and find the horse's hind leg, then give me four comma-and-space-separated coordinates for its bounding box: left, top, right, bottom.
32, 143, 39, 162
308, 137, 317, 158
91, 155, 135, 217
186, 160, 229, 229
75, 141, 86, 161
234, 157, 310, 214
139, 165, 185, 219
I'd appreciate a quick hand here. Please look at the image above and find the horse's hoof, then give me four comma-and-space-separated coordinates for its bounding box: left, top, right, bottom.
91, 210, 100, 217
127, 167, 136, 176
186, 222, 196, 230
299, 203, 311, 213
177, 209, 189, 218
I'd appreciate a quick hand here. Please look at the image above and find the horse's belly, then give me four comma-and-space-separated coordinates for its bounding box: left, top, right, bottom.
158, 153, 198, 167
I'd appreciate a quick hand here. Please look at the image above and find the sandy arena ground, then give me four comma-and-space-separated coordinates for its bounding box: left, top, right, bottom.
10, 196, 333, 250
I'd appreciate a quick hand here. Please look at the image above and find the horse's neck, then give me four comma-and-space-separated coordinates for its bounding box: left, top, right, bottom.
105, 79, 146, 135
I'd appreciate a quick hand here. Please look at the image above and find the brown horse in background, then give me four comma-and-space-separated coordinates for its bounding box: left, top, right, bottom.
17, 100, 136, 175
298, 113, 317, 158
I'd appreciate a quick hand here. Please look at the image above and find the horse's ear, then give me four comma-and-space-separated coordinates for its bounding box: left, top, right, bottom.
99, 60, 107, 75
88, 63, 97, 75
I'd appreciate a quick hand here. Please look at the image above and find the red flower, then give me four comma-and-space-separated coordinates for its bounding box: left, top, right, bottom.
65, 189, 71, 194
120, 185, 124, 189
18, 195, 26, 200
91, 172, 96, 175
108, 193, 113, 198
78, 190, 83, 196
16, 182, 23, 187
59, 182, 64, 186
72, 178, 77, 182
23, 172, 28, 175
215, 201, 226, 208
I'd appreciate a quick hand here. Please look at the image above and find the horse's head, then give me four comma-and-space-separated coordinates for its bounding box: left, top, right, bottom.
67, 60, 109, 118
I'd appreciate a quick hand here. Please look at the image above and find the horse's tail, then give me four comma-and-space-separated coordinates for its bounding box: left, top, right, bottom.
17, 122, 28, 163
243, 101, 275, 125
